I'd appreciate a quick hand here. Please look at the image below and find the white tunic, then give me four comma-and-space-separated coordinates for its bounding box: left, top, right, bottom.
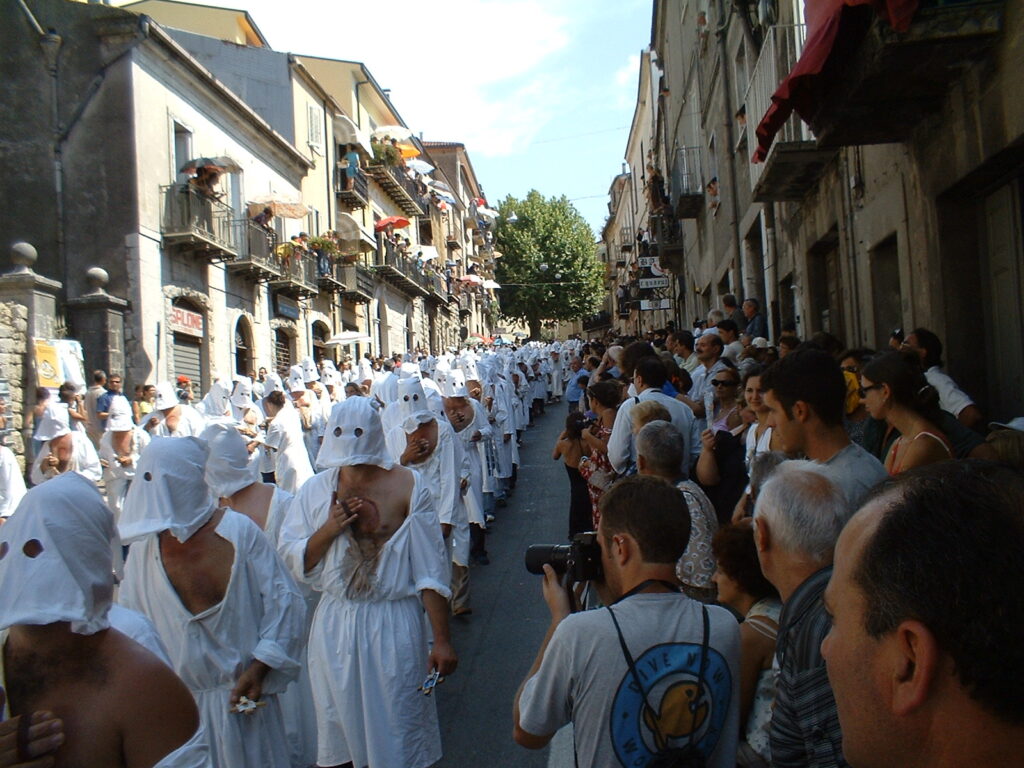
120, 510, 306, 768
0, 446, 26, 518
278, 469, 451, 768
265, 405, 314, 495
150, 405, 207, 437
452, 401, 491, 525
98, 428, 151, 521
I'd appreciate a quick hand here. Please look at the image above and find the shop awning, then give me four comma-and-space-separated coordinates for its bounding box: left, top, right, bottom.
753, 0, 920, 162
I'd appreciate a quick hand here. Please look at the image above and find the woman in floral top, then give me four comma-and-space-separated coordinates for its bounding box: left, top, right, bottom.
576, 380, 622, 529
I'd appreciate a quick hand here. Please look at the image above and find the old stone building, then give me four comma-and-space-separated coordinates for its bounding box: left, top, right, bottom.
606, 0, 1021, 422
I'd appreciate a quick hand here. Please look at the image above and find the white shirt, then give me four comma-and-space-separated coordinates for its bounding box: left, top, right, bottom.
925, 366, 974, 417
608, 389, 700, 475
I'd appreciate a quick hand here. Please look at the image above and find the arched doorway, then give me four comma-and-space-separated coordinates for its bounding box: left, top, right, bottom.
235, 316, 253, 377
311, 320, 331, 364
274, 328, 294, 376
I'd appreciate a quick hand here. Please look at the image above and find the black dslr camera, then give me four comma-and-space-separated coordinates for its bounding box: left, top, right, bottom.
524, 532, 603, 582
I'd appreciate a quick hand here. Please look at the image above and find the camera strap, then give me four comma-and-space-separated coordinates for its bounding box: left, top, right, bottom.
606, 596, 710, 760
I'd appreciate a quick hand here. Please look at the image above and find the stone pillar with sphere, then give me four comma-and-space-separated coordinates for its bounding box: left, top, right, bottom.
67, 266, 129, 380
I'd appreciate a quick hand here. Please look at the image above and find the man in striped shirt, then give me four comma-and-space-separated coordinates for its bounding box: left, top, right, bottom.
753, 461, 850, 767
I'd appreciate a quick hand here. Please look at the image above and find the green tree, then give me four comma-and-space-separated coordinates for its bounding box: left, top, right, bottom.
494, 190, 604, 339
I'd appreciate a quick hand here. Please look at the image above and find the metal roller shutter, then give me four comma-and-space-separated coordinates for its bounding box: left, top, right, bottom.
172, 333, 203, 386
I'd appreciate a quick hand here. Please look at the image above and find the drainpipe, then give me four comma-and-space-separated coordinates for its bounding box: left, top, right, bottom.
354, 80, 370, 129
762, 203, 779, 341
715, 0, 745, 296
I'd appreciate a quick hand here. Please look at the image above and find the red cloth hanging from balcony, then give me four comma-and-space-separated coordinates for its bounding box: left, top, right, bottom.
752, 0, 920, 162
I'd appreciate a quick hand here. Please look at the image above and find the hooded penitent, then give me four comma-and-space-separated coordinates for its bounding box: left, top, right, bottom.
118, 436, 217, 544
287, 365, 307, 395
154, 382, 178, 411
316, 397, 394, 470
441, 369, 469, 398
301, 357, 320, 383
202, 422, 260, 499
395, 378, 436, 434
197, 379, 231, 420
0, 472, 116, 634
35, 403, 71, 442
230, 377, 254, 408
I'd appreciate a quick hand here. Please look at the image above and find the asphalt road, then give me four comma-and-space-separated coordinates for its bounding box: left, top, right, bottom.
435, 402, 575, 767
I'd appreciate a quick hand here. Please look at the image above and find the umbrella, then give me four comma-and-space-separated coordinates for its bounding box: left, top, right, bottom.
372, 125, 413, 141
407, 159, 434, 175
482, 279, 501, 289
325, 331, 372, 347
476, 206, 500, 221
470, 333, 493, 343
180, 156, 241, 174
374, 216, 411, 232
416, 245, 441, 262
460, 274, 483, 285
396, 143, 420, 159
427, 179, 453, 193
247, 195, 310, 220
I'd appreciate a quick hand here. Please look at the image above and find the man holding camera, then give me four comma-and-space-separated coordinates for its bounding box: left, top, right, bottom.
513, 475, 741, 767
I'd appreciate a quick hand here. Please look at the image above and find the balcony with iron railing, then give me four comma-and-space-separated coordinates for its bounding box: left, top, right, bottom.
806, 1, 1005, 147
160, 184, 239, 257
669, 146, 705, 218
744, 24, 836, 202
339, 261, 376, 303
227, 220, 282, 280
372, 241, 428, 297
269, 251, 319, 297
650, 213, 686, 274
316, 258, 346, 293
365, 164, 425, 217
335, 164, 370, 210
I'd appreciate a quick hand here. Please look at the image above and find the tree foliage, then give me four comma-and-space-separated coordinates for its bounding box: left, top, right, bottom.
494, 190, 604, 337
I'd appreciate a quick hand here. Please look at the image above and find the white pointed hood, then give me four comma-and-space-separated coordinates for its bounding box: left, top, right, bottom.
287, 365, 306, 394
197, 378, 231, 419
301, 357, 320, 383
154, 382, 177, 410
316, 397, 394, 470
0, 472, 115, 635
201, 422, 260, 498
230, 376, 254, 408
36, 403, 71, 442
396, 378, 436, 434
442, 368, 468, 398
118, 437, 217, 544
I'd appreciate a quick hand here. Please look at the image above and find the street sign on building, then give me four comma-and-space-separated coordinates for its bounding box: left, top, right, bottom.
640, 298, 672, 311
638, 256, 659, 268
639, 277, 670, 289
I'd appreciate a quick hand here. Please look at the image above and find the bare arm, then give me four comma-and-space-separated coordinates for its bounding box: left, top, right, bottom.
958, 404, 983, 431
120, 652, 201, 768
513, 565, 570, 749
422, 589, 457, 676
695, 429, 720, 486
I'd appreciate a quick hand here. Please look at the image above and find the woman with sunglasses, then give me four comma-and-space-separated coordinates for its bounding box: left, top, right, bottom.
859, 351, 952, 475
708, 363, 744, 433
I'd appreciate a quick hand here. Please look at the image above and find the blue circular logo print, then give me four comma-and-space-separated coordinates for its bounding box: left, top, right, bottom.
609, 642, 732, 767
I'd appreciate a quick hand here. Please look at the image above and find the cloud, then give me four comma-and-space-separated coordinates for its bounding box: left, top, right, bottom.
139, 0, 576, 158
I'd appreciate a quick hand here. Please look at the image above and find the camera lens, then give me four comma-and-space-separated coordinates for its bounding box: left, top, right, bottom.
524, 544, 571, 575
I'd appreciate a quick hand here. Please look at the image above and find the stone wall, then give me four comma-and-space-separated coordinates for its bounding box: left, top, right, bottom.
0, 299, 28, 471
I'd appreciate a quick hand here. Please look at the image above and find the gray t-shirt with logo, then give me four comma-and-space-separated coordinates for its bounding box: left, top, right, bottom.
519, 593, 741, 768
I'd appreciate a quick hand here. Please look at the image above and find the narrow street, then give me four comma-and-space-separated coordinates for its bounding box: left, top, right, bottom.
436, 404, 575, 767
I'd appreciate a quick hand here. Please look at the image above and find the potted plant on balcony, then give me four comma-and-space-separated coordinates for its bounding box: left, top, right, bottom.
308, 235, 340, 278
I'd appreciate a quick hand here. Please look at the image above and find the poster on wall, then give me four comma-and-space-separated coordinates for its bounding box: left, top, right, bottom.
34, 340, 62, 389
